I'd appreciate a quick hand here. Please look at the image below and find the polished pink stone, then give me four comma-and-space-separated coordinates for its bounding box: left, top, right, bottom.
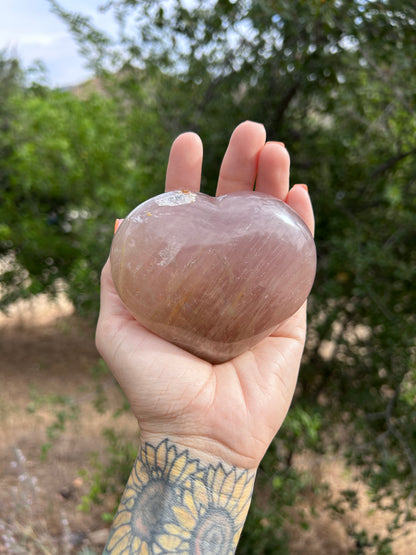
110, 190, 316, 363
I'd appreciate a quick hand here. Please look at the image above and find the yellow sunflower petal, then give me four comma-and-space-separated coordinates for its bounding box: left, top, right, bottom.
132, 460, 150, 488
107, 525, 131, 553
169, 451, 188, 479
116, 533, 132, 553
155, 439, 168, 471
193, 479, 209, 509
167, 455, 196, 485
219, 470, 237, 501
106, 524, 131, 551
173, 506, 197, 531
131, 536, 143, 551
143, 442, 156, 466
206, 467, 215, 492
123, 486, 137, 500
174, 460, 199, 488
112, 509, 131, 528
227, 491, 252, 522
125, 496, 135, 510
183, 489, 198, 516
210, 466, 227, 505
157, 533, 183, 550
164, 523, 192, 539
232, 471, 246, 494
237, 477, 254, 504
225, 471, 253, 513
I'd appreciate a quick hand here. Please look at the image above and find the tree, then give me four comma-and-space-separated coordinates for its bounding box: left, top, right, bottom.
0, 57, 171, 316
0, 53, 24, 284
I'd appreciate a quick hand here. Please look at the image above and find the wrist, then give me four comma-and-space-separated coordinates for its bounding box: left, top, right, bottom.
138, 428, 262, 471
104, 437, 256, 554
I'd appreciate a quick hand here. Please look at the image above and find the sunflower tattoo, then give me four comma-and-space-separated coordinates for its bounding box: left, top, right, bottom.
103, 439, 255, 554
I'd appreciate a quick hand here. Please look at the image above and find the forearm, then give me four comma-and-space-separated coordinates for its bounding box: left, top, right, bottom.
103, 438, 256, 554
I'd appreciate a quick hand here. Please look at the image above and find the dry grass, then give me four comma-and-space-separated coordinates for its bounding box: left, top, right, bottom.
287, 453, 416, 554
0, 296, 415, 553
0, 296, 137, 553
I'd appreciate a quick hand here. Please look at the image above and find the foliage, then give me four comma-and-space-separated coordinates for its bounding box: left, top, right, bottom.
0, 55, 168, 317
77, 428, 137, 521
2, 0, 416, 550
237, 406, 323, 552
27, 386, 81, 460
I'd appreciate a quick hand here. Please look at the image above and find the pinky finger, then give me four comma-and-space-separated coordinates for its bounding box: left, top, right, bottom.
286, 184, 315, 237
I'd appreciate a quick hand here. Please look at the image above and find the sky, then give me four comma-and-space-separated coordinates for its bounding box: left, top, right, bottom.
1, 0, 116, 88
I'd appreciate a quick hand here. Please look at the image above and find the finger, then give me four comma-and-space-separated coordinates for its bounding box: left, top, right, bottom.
165, 132, 203, 192
255, 141, 290, 200
269, 301, 308, 340
258, 302, 307, 396
96, 259, 124, 358
114, 218, 124, 234
216, 121, 266, 196
286, 184, 315, 236
97, 258, 132, 326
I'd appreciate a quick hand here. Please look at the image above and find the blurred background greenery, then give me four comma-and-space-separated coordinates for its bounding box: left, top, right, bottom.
1, 1, 415, 552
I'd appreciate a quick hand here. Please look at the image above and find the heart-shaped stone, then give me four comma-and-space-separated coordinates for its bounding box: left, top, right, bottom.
110, 190, 316, 363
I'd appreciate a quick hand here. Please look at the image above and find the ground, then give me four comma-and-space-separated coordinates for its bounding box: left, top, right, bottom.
0, 295, 414, 554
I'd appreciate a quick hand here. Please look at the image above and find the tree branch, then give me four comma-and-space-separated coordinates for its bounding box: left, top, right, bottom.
371, 148, 416, 179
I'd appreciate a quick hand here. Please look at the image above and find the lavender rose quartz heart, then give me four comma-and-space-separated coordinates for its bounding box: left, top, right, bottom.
110, 190, 316, 364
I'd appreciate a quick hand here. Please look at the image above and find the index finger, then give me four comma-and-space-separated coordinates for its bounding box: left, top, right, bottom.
165, 132, 203, 192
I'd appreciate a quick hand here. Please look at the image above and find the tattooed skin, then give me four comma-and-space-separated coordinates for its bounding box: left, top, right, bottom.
103, 439, 256, 554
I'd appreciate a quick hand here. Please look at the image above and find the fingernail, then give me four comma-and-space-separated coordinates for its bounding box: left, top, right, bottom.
241, 120, 266, 132
114, 218, 124, 234
268, 141, 285, 148
295, 183, 308, 192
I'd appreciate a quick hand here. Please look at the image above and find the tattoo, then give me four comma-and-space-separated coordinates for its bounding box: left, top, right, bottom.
103, 438, 255, 554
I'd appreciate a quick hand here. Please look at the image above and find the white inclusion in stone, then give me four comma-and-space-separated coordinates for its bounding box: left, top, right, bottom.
155, 190, 197, 206
156, 243, 181, 266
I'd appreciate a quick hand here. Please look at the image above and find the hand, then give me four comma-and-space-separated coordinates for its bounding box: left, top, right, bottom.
96, 121, 315, 470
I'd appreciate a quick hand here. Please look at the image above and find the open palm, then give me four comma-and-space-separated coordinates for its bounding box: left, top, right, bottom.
96, 121, 315, 470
